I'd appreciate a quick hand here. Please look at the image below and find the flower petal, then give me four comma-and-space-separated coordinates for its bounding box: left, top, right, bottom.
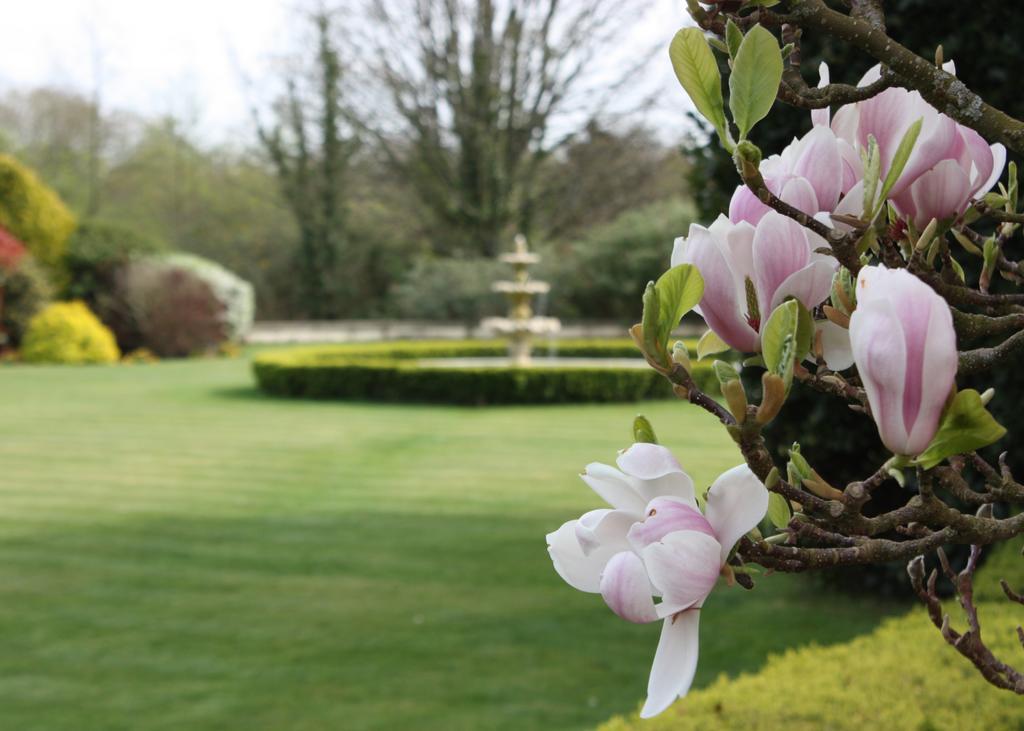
628, 497, 715, 552
753, 212, 811, 317
791, 126, 843, 212
850, 295, 910, 454
903, 287, 958, 454
907, 159, 971, 227
674, 224, 759, 352
642, 530, 721, 608
811, 62, 830, 128
703, 464, 769, 563
818, 319, 854, 371
547, 519, 626, 593
728, 183, 770, 225
640, 610, 702, 719
600, 551, 659, 624
617, 443, 697, 506
974, 143, 1006, 200
580, 463, 646, 514
769, 258, 837, 314
779, 176, 819, 215
574, 508, 636, 556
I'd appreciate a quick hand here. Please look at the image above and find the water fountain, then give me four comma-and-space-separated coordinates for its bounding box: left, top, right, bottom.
255, 233, 676, 404
480, 234, 561, 366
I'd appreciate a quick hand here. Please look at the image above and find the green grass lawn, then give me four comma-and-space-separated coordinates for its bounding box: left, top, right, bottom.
0, 356, 906, 731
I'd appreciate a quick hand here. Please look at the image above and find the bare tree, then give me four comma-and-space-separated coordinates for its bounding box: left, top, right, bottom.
357, 0, 654, 257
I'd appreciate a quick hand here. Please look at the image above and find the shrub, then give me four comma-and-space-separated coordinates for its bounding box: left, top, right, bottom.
160, 253, 254, 340
117, 260, 228, 358
392, 257, 507, 326
597, 541, 1024, 731
545, 200, 696, 321
121, 348, 159, 365
0, 155, 76, 277
0, 226, 28, 271
21, 301, 119, 364
252, 339, 716, 405
2, 256, 53, 346
64, 220, 165, 304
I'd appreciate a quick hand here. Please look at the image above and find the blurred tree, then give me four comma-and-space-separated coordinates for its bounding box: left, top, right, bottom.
0, 88, 128, 215
256, 8, 357, 318
99, 119, 300, 319
359, 0, 653, 257
533, 122, 688, 242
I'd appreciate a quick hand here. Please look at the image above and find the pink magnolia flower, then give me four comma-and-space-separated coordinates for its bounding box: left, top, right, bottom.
672, 212, 836, 352
546, 444, 768, 718
826, 62, 1005, 227
729, 124, 861, 225
849, 266, 958, 456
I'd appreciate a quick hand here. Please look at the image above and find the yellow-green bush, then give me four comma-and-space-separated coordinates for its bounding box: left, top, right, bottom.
0, 155, 77, 277
599, 541, 1024, 731
21, 301, 120, 364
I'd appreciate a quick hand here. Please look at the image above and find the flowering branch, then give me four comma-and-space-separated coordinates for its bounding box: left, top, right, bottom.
549, 4, 1024, 714
787, 0, 1024, 154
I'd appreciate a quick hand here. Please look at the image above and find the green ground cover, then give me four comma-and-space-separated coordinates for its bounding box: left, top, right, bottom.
0, 356, 905, 730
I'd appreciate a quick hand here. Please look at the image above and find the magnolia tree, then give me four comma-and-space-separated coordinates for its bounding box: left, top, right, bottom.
546, 0, 1024, 718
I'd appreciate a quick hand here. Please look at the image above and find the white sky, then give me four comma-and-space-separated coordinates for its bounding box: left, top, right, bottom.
1, 0, 692, 144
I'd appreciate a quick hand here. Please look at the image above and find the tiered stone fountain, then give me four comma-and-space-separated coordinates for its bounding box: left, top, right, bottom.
480, 234, 561, 366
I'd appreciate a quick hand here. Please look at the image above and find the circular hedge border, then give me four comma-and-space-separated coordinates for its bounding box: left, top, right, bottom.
252, 339, 717, 405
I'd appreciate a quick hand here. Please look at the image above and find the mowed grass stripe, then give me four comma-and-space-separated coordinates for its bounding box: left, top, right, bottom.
0, 357, 905, 731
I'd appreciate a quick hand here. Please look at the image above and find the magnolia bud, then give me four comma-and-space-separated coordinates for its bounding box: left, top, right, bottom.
722, 379, 748, 424
733, 140, 763, 181
756, 372, 786, 424
632, 415, 658, 445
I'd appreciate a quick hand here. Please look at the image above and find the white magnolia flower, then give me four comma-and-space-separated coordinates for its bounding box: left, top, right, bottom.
546, 443, 768, 718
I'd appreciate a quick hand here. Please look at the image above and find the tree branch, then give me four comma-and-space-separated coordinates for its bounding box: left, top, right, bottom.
789, 0, 1024, 154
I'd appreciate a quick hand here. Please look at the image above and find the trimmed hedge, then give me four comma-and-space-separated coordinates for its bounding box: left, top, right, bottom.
598, 539, 1024, 731
253, 339, 714, 405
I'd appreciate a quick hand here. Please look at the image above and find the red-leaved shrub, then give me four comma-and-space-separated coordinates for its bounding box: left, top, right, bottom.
116, 260, 227, 357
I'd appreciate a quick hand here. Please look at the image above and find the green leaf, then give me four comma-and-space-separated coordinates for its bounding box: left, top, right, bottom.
713, 359, 739, 385
669, 28, 731, 149
697, 329, 731, 360
654, 264, 705, 346
729, 24, 783, 140
861, 135, 881, 219
761, 300, 805, 390
948, 256, 966, 283
633, 415, 658, 444
792, 299, 814, 363
877, 118, 922, 206
1009, 161, 1018, 211
766, 491, 792, 530
915, 389, 1007, 469
725, 19, 743, 59
641, 281, 661, 362
672, 341, 692, 372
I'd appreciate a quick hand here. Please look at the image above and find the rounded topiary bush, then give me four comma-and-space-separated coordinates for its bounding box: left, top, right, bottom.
21, 301, 120, 364
161, 253, 254, 341
253, 339, 716, 405
116, 259, 228, 358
